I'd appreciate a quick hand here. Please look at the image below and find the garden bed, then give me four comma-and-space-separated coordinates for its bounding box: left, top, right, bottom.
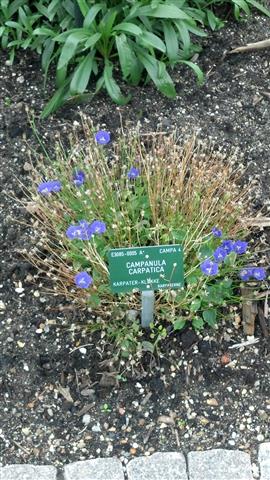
0, 14, 269, 467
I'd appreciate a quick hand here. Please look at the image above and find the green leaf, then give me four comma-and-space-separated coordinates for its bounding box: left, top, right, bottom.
136, 49, 176, 98
137, 4, 192, 19
180, 60, 204, 85
84, 31, 101, 48
83, 4, 104, 28
76, 0, 89, 17
246, 0, 270, 16
41, 38, 56, 72
33, 27, 56, 37
192, 316, 204, 330
174, 20, 190, 53
224, 251, 237, 266
162, 21, 179, 61
104, 61, 131, 105
116, 33, 140, 81
139, 31, 166, 53
41, 78, 70, 118
70, 52, 94, 94
173, 318, 186, 331
113, 22, 142, 36
190, 297, 201, 312
57, 31, 88, 69
141, 340, 155, 353
89, 293, 101, 306
233, 0, 250, 15
202, 309, 217, 327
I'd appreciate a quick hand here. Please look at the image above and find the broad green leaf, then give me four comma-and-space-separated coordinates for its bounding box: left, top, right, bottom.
233, 0, 250, 15
83, 4, 104, 28
33, 27, 56, 37
246, 0, 270, 16
173, 318, 186, 331
141, 340, 155, 353
57, 31, 88, 69
98, 9, 117, 38
192, 316, 204, 330
84, 31, 101, 48
137, 4, 192, 19
70, 52, 94, 94
136, 49, 176, 98
139, 31, 166, 53
180, 60, 204, 85
76, 0, 89, 17
116, 33, 140, 81
56, 64, 67, 87
224, 251, 237, 266
113, 22, 142, 36
41, 38, 55, 71
190, 297, 201, 312
174, 20, 190, 53
41, 79, 70, 118
202, 309, 217, 326
162, 21, 179, 61
104, 61, 131, 105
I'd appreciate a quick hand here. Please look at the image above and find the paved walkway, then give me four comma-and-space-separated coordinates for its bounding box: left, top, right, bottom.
1, 444, 269, 480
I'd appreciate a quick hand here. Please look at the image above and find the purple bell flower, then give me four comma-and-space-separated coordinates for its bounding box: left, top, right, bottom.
95, 130, 110, 145
73, 170, 85, 187
127, 167, 140, 179
200, 259, 219, 276
74, 272, 93, 288
233, 240, 248, 255
89, 220, 106, 235
38, 180, 61, 195
213, 246, 228, 263
212, 227, 222, 238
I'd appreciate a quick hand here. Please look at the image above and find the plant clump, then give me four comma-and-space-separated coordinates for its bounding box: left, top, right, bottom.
24, 120, 267, 355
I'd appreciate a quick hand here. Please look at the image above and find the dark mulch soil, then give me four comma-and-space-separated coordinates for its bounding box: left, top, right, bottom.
0, 14, 269, 469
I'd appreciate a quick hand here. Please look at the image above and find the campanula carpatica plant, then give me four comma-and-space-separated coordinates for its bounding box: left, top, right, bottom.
26, 121, 268, 355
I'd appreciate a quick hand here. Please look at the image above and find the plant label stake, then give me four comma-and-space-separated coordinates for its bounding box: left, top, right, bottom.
108, 244, 184, 328
141, 290, 155, 328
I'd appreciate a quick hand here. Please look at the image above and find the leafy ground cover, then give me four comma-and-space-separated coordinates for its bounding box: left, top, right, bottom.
0, 13, 269, 470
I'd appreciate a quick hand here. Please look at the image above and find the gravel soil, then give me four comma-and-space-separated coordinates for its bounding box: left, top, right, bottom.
0, 14, 269, 468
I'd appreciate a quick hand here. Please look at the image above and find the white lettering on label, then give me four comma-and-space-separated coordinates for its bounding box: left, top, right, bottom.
159, 247, 177, 254
126, 259, 166, 275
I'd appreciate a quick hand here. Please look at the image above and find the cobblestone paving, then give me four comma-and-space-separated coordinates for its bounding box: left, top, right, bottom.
1, 445, 269, 480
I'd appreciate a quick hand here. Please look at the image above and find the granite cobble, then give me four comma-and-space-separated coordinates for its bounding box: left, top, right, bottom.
1, 445, 270, 480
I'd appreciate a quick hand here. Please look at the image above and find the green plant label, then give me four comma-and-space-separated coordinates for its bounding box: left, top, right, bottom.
108, 244, 184, 293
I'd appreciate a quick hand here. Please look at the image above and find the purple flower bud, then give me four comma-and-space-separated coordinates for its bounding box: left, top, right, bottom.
233, 240, 248, 255
38, 180, 61, 195
74, 272, 93, 288
212, 227, 222, 238
200, 259, 219, 276
127, 167, 140, 179
73, 170, 85, 187
89, 220, 106, 235
95, 130, 110, 145
252, 267, 266, 281
213, 246, 228, 263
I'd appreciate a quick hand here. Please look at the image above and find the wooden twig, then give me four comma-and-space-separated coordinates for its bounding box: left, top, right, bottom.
258, 307, 269, 337
230, 39, 270, 54
241, 217, 270, 227
241, 287, 258, 336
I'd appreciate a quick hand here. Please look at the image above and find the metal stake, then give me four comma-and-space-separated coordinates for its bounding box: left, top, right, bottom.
141, 290, 155, 328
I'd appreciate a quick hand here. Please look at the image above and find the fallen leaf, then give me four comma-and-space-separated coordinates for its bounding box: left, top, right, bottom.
57, 384, 74, 403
